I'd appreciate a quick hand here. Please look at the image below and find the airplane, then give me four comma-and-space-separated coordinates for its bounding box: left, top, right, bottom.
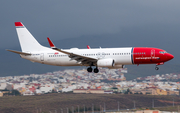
7, 22, 174, 73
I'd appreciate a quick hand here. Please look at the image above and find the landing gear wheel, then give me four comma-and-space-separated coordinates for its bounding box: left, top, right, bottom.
94, 68, 99, 73
87, 67, 93, 72
155, 67, 159, 70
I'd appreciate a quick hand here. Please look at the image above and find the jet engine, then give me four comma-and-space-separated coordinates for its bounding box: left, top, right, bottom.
108, 65, 124, 69
97, 58, 115, 67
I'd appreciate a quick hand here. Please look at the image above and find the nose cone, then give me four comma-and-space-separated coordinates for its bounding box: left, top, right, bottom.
166, 53, 174, 61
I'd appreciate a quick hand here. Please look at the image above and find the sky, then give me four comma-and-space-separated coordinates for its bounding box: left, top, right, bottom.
1, 0, 180, 48
0, 0, 180, 76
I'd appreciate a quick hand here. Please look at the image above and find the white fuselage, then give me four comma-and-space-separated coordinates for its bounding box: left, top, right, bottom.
21, 47, 133, 66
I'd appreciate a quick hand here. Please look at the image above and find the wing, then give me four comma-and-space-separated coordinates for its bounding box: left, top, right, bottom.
47, 37, 97, 65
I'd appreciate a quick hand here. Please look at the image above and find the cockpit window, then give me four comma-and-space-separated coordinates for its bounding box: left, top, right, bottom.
159, 51, 167, 54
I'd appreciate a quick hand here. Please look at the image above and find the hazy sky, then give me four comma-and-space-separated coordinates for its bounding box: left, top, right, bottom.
1, 0, 180, 76
1, 0, 180, 49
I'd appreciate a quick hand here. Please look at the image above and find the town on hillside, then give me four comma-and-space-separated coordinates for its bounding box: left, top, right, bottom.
0, 68, 179, 96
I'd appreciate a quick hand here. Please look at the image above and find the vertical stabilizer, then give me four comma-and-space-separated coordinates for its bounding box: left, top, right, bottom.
15, 22, 45, 52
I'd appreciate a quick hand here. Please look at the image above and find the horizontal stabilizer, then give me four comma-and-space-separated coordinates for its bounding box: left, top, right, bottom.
6, 49, 31, 55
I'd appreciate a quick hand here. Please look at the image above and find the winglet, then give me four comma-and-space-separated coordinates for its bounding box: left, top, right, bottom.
47, 37, 56, 48
15, 22, 24, 27
87, 45, 91, 49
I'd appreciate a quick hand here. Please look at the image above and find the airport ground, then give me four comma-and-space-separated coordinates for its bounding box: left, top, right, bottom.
0, 93, 180, 113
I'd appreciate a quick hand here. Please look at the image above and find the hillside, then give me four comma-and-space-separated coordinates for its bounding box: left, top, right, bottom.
0, 93, 179, 113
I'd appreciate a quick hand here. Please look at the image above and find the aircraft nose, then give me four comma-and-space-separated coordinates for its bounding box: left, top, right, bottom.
167, 53, 174, 61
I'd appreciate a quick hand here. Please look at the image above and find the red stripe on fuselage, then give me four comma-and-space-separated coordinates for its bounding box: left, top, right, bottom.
133, 47, 169, 64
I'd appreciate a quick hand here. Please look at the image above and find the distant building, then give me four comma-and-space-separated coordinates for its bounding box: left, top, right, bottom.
104, 90, 113, 94
166, 90, 179, 95
73, 89, 86, 93
23, 90, 34, 96
90, 89, 104, 94
106, 110, 160, 113
1, 91, 12, 96
136, 110, 160, 113
73, 89, 104, 94
156, 88, 167, 95
0, 91, 3, 97
35, 89, 42, 95
130, 88, 179, 95
62, 88, 73, 92
0, 83, 7, 90
40, 86, 53, 94
0, 83, 13, 91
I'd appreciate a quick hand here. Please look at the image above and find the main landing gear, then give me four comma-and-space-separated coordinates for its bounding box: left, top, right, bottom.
87, 67, 93, 72
87, 67, 99, 73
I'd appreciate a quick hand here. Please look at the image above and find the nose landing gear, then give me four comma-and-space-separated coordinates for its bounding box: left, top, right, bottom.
155, 62, 164, 70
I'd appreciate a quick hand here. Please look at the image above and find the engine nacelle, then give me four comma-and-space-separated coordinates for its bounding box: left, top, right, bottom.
97, 58, 115, 67
108, 65, 124, 69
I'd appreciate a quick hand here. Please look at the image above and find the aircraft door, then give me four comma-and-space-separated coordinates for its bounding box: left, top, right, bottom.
40, 53, 44, 61
150, 49, 158, 63
151, 49, 155, 57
